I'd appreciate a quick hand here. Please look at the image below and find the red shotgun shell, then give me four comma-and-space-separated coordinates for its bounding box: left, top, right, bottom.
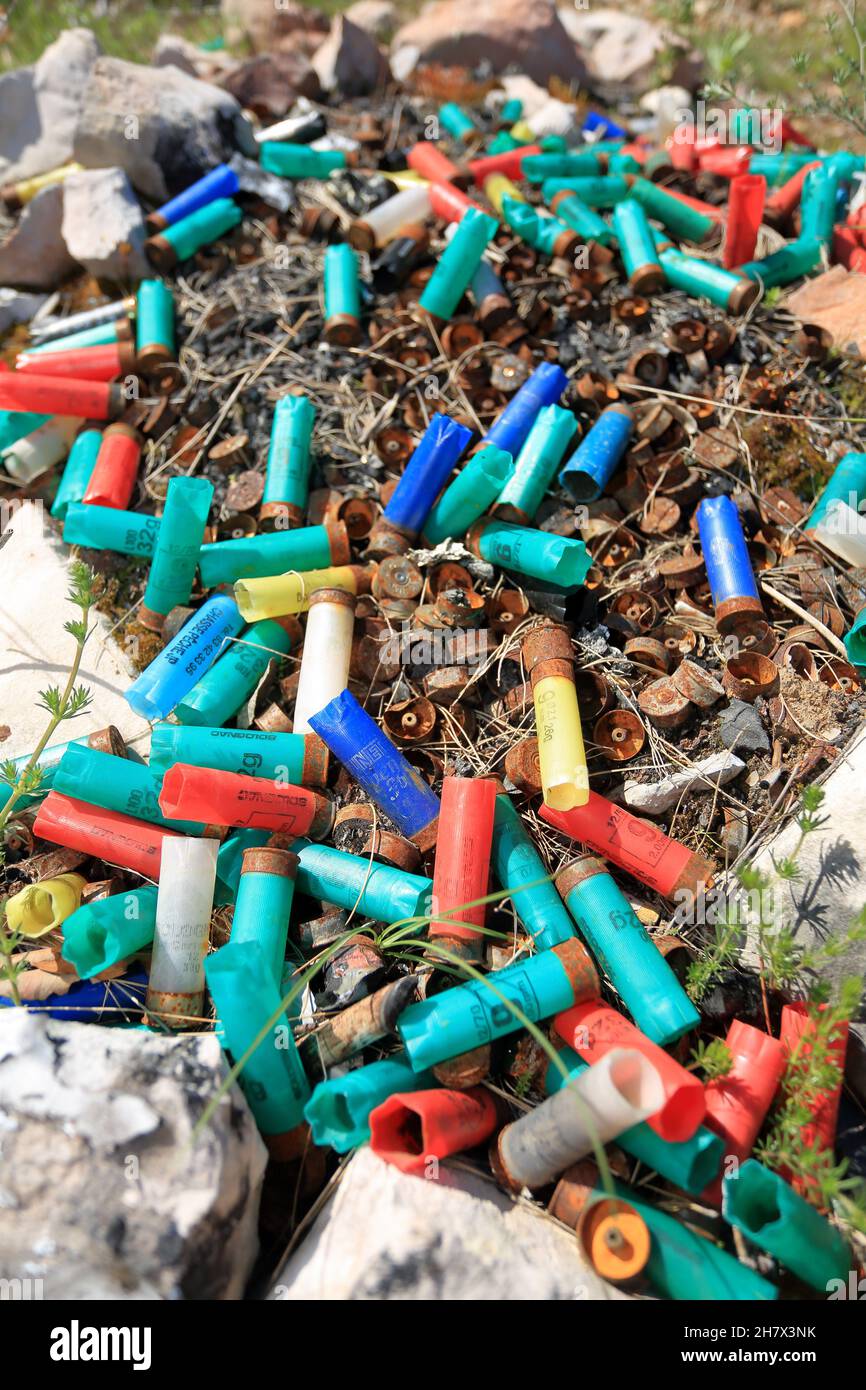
554, 1000, 705, 1142
157, 763, 334, 839
81, 423, 142, 509
540, 790, 715, 901
369, 1086, 500, 1176
33, 791, 180, 878
0, 370, 123, 420
428, 777, 498, 945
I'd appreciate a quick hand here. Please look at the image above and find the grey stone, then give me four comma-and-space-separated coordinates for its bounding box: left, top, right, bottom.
0, 501, 150, 760
270, 1146, 626, 1300
719, 698, 771, 754
0, 288, 48, 334
221, 0, 329, 53
345, 1, 397, 39
61, 167, 149, 283
0, 28, 100, 188
392, 0, 588, 87
740, 725, 866, 1103
623, 751, 745, 814
220, 52, 322, 119
560, 7, 703, 94
0, 1012, 268, 1300
73, 56, 258, 204
311, 15, 391, 96
0, 185, 77, 290
151, 33, 208, 78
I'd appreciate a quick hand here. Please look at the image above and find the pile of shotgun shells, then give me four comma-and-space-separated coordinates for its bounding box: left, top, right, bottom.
3, 82, 866, 1301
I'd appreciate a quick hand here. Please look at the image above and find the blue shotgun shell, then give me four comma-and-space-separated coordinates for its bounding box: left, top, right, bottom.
696, 494, 763, 631
558, 403, 633, 503
308, 688, 441, 848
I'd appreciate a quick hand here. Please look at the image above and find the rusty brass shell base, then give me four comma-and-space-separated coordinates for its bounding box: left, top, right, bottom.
144, 234, 178, 273
433, 1043, 491, 1090
715, 595, 764, 635
259, 501, 304, 532
88, 725, 127, 759
366, 516, 415, 559
143, 989, 203, 1030
409, 815, 439, 854
325, 313, 362, 347
629, 262, 665, 294
136, 341, 173, 374
138, 603, 167, 634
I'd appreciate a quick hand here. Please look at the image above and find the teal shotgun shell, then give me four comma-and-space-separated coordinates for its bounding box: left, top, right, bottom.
51, 428, 101, 520
214, 828, 269, 906
0, 727, 126, 808
845, 603, 866, 667
147, 198, 242, 271
306, 1054, 436, 1152
799, 164, 840, 244
626, 176, 716, 243
205, 939, 311, 1137
490, 791, 576, 949
501, 196, 576, 259
547, 192, 614, 247
291, 839, 432, 923
540, 175, 629, 207
0, 409, 49, 452
31, 322, 121, 354
655, 234, 761, 313
748, 152, 820, 185
260, 142, 347, 179
467, 516, 591, 591
612, 198, 664, 293
230, 844, 298, 987
261, 393, 316, 526
324, 243, 362, 345
521, 152, 602, 182
438, 102, 476, 142
499, 97, 523, 125
63, 502, 160, 558
608, 152, 641, 175
199, 522, 345, 586
135, 279, 175, 369
52, 743, 206, 836
739, 236, 822, 288
559, 1175, 777, 1300
488, 130, 520, 155
723, 1160, 850, 1290
140, 476, 213, 627
149, 723, 310, 786
422, 444, 512, 543
174, 616, 298, 726
419, 206, 498, 320
547, 1045, 724, 1195
398, 938, 599, 1072
806, 450, 866, 530
555, 857, 700, 1046
495, 404, 577, 522
61, 885, 158, 978
823, 150, 866, 181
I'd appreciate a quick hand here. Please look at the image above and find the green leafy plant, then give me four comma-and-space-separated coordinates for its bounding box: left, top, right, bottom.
687, 787, 866, 1011
0, 562, 97, 1005
791, 0, 866, 139
688, 1037, 732, 1081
